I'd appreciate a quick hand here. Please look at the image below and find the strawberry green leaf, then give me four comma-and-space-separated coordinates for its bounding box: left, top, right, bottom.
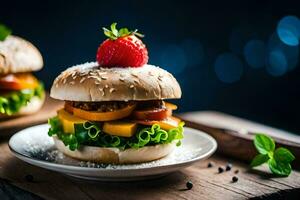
102, 23, 144, 40
119, 28, 129, 36
110, 22, 118, 37
132, 29, 144, 38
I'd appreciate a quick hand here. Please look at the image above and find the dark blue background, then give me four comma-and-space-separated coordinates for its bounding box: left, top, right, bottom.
1, 0, 300, 134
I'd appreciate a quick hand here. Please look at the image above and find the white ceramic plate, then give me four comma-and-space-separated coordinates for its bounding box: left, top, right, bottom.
9, 124, 217, 181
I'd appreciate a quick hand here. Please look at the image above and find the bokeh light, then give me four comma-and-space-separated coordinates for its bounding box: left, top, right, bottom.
277, 16, 300, 46
266, 49, 288, 76
214, 53, 243, 83
267, 32, 299, 72
243, 40, 266, 68
159, 44, 187, 75
180, 39, 204, 67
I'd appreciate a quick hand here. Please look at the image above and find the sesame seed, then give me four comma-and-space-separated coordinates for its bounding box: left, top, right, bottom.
119, 77, 125, 82
131, 72, 138, 77
109, 88, 116, 93
62, 79, 67, 84
101, 76, 108, 80
130, 85, 134, 88
148, 71, 154, 76
80, 78, 86, 83
98, 88, 105, 96
134, 80, 139, 84
71, 71, 76, 78
69, 81, 75, 85
105, 84, 109, 88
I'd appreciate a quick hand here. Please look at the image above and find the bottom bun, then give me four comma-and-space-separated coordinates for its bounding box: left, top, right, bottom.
0, 95, 45, 119
53, 136, 176, 164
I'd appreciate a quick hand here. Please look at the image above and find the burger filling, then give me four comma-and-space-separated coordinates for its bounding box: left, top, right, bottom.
0, 73, 44, 115
48, 100, 184, 151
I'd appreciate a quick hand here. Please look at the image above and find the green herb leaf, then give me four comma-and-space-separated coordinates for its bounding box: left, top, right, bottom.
274, 147, 295, 163
268, 158, 292, 176
250, 133, 295, 177
0, 24, 11, 41
254, 134, 275, 155
250, 154, 269, 167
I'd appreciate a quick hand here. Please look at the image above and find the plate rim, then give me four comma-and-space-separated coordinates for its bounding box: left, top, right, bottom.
9, 124, 217, 172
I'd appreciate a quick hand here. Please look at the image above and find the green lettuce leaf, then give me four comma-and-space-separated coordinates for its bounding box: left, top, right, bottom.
0, 83, 44, 115
48, 117, 184, 151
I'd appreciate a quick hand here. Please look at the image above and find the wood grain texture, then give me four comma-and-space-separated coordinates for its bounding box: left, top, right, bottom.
179, 111, 300, 169
0, 140, 299, 200
0, 93, 63, 136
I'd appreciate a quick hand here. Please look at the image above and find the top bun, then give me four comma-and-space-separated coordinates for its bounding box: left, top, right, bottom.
0, 36, 43, 74
50, 62, 181, 101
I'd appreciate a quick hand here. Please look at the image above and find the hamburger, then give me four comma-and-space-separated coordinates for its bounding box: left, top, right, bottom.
48, 23, 184, 164
0, 24, 45, 118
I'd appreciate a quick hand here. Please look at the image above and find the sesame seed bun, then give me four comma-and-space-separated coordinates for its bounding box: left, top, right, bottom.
0, 36, 43, 74
53, 136, 176, 164
50, 62, 181, 101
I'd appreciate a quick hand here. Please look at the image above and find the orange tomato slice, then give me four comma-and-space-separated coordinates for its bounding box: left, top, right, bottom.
64, 102, 136, 121
0, 73, 39, 90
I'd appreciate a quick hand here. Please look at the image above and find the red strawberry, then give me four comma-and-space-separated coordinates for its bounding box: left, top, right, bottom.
96, 23, 148, 68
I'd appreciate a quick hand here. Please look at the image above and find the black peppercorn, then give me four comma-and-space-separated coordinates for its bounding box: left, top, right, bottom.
25, 174, 34, 182
232, 176, 238, 183
186, 181, 193, 190
218, 167, 224, 173
207, 162, 214, 168
226, 163, 232, 171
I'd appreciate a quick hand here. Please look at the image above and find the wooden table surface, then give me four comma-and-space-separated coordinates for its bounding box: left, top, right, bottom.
0, 140, 299, 200
0, 105, 299, 199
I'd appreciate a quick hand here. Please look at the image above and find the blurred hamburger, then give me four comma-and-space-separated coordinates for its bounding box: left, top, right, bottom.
48, 23, 184, 164
0, 24, 45, 118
